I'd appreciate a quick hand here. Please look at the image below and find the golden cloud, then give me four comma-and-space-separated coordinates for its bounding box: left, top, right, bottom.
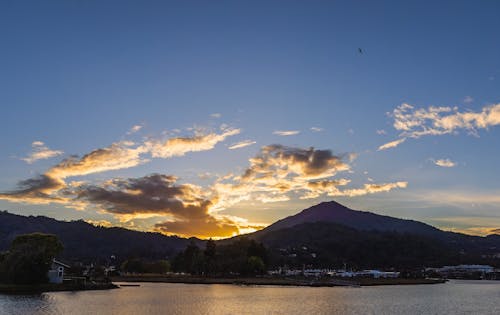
22, 141, 63, 164
146, 128, 240, 158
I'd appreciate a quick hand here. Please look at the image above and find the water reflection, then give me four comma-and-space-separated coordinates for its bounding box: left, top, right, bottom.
0, 280, 498, 315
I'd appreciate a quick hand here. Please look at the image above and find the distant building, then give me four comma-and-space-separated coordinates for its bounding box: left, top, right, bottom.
427, 264, 495, 279
438, 265, 494, 273
47, 259, 70, 284
354, 270, 400, 278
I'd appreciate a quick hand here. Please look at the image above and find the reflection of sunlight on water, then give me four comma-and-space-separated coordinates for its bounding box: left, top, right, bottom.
1, 280, 499, 315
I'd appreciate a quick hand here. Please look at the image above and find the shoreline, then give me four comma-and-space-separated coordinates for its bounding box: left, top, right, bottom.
0, 282, 118, 295
111, 275, 447, 287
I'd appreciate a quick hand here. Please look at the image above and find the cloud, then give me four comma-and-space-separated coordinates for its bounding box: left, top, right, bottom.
0, 174, 67, 204
273, 130, 300, 136
376, 129, 387, 135
154, 216, 239, 239
22, 141, 63, 164
242, 145, 350, 181
377, 138, 406, 151
446, 226, 500, 236
71, 173, 250, 239
73, 174, 211, 216
310, 127, 323, 132
213, 145, 406, 209
391, 102, 500, 139
47, 141, 147, 179
2, 126, 240, 207
85, 219, 113, 227
146, 127, 240, 158
339, 182, 408, 197
210, 113, 222, 118
228, 140, 256, 150
434, 159, 456, 168
127, 125, 143, 135
463, 96, 474, 104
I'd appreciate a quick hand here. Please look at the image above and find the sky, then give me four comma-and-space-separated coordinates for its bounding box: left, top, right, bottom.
1, 0, 499, 239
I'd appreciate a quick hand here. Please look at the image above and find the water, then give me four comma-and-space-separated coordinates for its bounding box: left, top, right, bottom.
0, 280, 499, 315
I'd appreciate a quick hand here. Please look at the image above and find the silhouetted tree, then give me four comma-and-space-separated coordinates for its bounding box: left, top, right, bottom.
0, 233, 63, 284
204, 239, 217, 275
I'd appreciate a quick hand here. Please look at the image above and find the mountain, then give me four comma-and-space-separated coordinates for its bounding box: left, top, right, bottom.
0, 211, 199, 263
258, 222, 458, 269
242, 201, 500, 268
255, 200, 443, 237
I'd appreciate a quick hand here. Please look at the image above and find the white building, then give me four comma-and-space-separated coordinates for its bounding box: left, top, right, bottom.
47, 259, 70, 284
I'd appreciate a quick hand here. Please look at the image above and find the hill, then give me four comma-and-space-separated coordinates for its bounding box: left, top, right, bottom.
0, 211, 198, 263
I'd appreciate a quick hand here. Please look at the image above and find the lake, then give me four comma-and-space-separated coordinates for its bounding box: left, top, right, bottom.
0, 280, 499, 315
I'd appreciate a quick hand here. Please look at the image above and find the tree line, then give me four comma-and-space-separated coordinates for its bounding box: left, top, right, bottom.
172, 238, 268, 276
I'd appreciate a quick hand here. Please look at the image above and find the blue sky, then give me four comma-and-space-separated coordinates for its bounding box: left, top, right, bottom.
1, 1, 499, 238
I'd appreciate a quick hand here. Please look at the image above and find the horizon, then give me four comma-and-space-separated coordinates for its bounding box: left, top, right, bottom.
1, 1, 500, 239
2, 199, 499, 241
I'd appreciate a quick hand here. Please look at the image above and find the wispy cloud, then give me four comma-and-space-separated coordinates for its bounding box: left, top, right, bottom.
22, 141, 63, 164
146, 127, 240, 158
379, 102, 500, 150
210, 113, 222, 118
127, 124, 143, 135
48, 141, 148, 179
228, 140, 256, 150
273, 130, 300, 136
339, 182, 408, 197
378, 138, 406, 151
463, 96, 474, 104
310, 127, 323, 132
394, 102, 500, 138
376, 129, 387, 135
434, 158, 456, 168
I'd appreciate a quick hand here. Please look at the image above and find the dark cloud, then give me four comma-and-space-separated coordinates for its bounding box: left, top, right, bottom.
0, 174, 66, 204
74, 174, 209, 218
71, 173, 244, 238
242, 144, 349, 179
242, 145, 350, 181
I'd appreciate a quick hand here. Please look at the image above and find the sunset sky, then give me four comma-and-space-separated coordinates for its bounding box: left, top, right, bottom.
1, 1, 499, 238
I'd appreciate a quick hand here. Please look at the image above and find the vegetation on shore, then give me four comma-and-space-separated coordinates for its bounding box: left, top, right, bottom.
0, 233, 63, 284
171, 238, 268, 276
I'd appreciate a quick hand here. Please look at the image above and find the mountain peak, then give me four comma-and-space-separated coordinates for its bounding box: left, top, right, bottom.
257, 200, 442, 237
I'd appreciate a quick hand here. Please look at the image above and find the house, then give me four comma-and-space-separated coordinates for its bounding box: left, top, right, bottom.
47, 259, 70, 284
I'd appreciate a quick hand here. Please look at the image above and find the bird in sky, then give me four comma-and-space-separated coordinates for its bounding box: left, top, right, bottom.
358, 48, 363, 54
